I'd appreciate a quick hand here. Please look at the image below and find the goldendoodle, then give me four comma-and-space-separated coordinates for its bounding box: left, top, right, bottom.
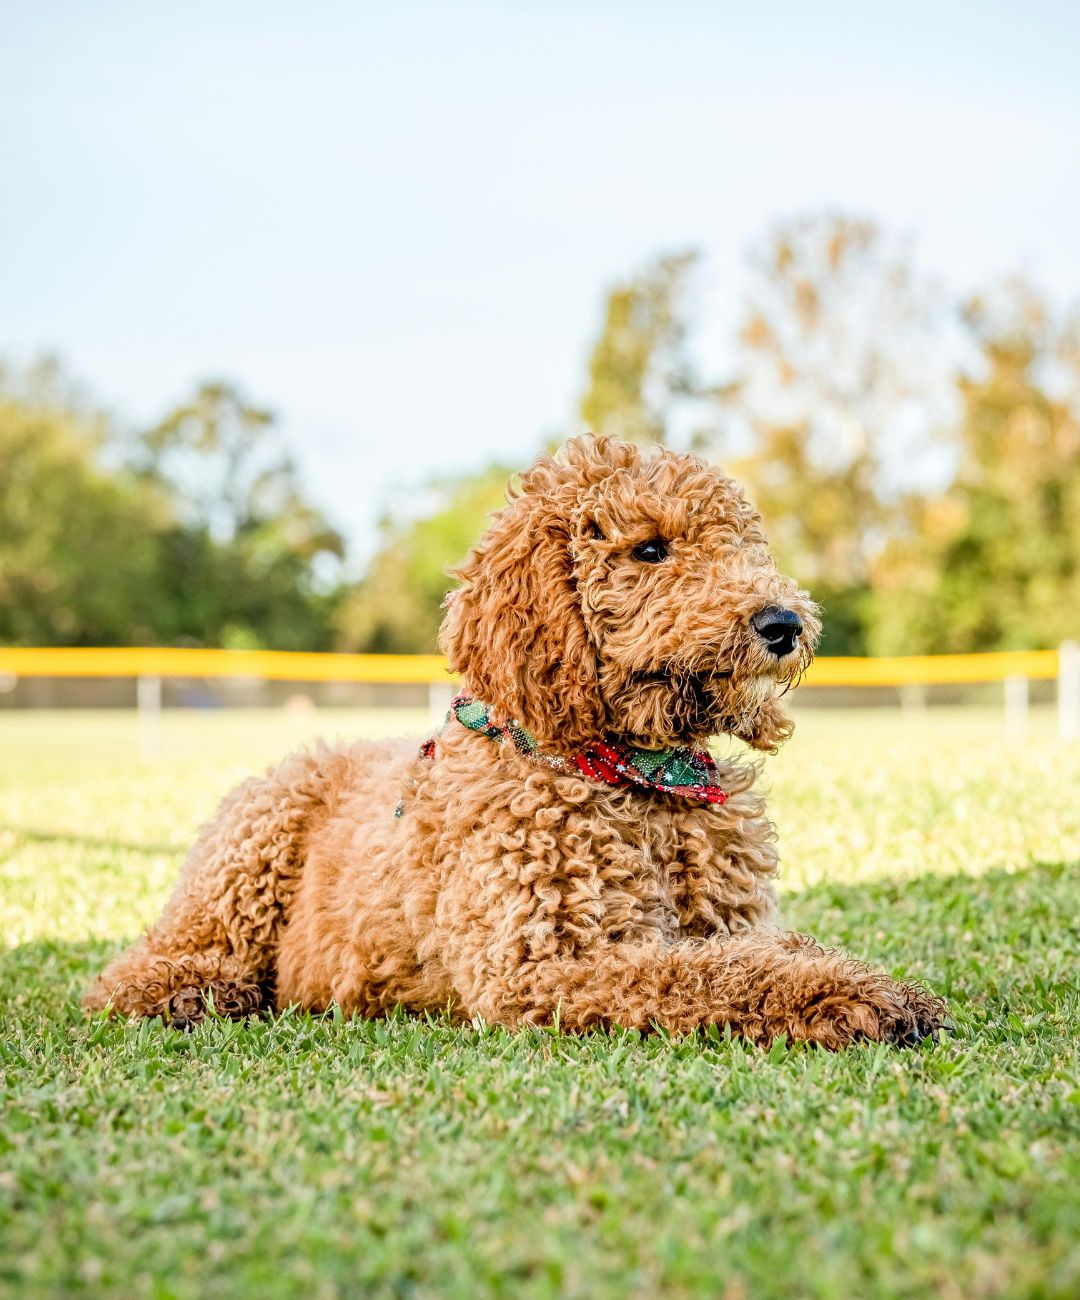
85, 435, 946, 1047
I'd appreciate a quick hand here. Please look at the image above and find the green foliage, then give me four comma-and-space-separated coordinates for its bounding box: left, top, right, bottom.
137, 380, 347, 651
574, 219, 1080, 657
580, 251, 703, 447
0, 368, 345, 650
5, 214, 1080, 656
712, 216, 942, 653
870, 287, 1080, 654
0, 366, 172, 645
1, 709, 1078, 1297
140, 380, 343, 560
336, 466, 511, 653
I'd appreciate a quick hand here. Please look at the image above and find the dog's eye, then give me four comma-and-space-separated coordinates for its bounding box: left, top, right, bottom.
631, 539, 668, 564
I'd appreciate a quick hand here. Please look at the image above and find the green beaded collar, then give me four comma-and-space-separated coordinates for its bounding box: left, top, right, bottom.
444, 694, 728, 804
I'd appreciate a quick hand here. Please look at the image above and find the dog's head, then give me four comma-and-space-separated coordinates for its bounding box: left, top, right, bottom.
440, 435, 820, 752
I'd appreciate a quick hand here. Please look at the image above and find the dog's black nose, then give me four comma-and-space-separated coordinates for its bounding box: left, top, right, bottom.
751, 606, 803, 657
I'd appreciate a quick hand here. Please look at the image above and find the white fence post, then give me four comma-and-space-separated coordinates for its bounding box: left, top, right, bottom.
1004, 674, 1029, 743
428, 680, 455, 728
899, 683, 926, 716
1060, 640, 1080, 742
137, 673, 162, 759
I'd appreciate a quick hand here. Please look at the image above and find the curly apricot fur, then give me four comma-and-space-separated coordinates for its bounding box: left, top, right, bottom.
85, 436, 946, 1048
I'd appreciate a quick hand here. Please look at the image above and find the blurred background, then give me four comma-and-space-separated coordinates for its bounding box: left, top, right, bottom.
2, 1, 1079, 720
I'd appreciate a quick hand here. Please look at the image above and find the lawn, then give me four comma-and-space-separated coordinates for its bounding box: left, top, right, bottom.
1, 708, 1078, 1299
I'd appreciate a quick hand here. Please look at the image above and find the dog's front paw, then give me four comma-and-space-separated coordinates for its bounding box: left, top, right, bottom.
788, 978, 948, 1051
166, 984, 206, 1031
166, 980, 264, 1031
875, 981, 951, 1047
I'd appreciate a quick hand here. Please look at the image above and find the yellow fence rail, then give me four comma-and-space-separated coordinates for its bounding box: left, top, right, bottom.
806, 650, 1060, 686
0, 645, 1063, 687
0, 647, 454, 684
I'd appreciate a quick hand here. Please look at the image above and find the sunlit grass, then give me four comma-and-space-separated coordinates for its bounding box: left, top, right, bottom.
1, 708, 1078, 1298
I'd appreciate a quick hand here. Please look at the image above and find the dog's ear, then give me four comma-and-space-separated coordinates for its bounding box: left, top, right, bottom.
730, 692, 795, 754
439, 468, 604, 750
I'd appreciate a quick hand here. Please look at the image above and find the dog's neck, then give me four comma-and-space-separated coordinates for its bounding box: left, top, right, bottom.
437, 695, 729, 805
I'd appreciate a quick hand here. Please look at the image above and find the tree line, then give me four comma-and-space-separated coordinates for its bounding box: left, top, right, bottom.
0, 366, 344, 650
3, 212, 1078, 656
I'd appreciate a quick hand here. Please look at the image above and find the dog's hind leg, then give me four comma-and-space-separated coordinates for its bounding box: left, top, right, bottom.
83, 743, 357, 1025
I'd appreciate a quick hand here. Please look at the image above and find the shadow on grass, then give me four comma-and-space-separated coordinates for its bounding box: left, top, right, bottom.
4, 860, 1074, 1029
783, 856, 1074, 937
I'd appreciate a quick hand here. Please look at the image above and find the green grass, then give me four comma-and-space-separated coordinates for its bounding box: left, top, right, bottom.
2, 708, 1079, 1299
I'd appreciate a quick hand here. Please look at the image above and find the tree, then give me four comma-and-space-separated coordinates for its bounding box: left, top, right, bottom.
580, 251, 705, 446
869, 282, 1080, 653
712, 214, 946, 652
0, 363, 172, 645
343, 250, 710, 657
0, 366, 349, 651
140, 381, 347, 650
140, 380, 343, 557
336, 465, 511, 654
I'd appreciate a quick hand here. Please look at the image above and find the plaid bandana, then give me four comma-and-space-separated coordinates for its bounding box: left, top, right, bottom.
425, 694, 727, 805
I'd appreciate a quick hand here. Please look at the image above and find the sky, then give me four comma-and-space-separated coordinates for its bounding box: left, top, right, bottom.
2, 1, 1079, 559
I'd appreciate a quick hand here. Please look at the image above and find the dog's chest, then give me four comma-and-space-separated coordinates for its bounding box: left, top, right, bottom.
597, 791, 776, 940
413, 736, 778, 948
